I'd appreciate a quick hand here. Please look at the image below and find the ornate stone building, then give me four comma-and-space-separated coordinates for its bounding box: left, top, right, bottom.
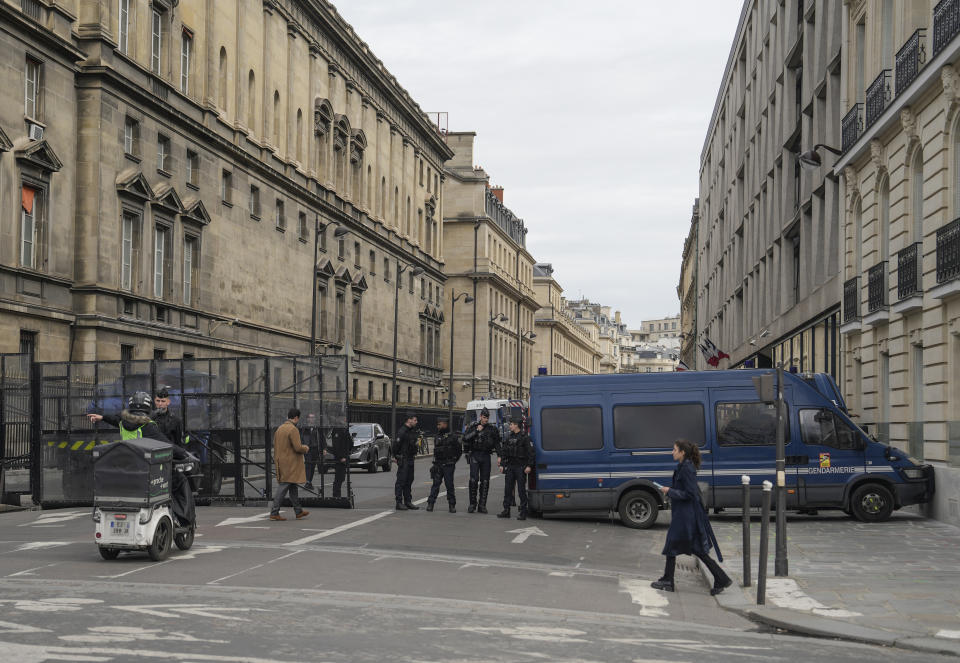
697, 0, 843, 375
530, 263, 601, 377
678, 199, 699, 368
442, 132, 538, 404
0, 0, 452, 413
831, 0, 960, 524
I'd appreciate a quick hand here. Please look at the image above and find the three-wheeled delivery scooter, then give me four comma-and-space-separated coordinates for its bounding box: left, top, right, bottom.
92, 437, 199, 561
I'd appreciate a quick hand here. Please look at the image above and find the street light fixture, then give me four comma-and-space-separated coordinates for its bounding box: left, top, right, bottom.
798, 144, 843, 170
390, 261, 424, 444
488, 312, 508, 396
448, 291, 474, 425
517, 329, 536, 400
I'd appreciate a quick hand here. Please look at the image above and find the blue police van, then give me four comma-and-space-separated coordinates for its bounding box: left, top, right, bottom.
527, 370, 935, 528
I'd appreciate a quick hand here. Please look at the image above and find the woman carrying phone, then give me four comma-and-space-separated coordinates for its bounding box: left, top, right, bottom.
651, 438, 732, 595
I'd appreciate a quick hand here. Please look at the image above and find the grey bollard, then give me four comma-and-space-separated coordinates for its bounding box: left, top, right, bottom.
741, 474, 751, 587
757, 479, 772, 605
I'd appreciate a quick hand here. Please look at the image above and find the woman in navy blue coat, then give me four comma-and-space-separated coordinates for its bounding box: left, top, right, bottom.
651, 439, 732, 595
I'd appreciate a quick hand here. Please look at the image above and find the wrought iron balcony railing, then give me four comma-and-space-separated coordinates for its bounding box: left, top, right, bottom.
867, 262, 889, 313
843, 276, 860, 323
841, 104, 863, 153
898, 242, 923, 300
936, 217, 960, 284
865, 70, 892, 129
934, 0, 960, 56
895, 29, 927, 96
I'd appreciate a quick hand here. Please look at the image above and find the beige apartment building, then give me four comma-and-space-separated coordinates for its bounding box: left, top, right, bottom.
0, 0, 453, 413
635, 315, 682, 345
697, 0, 843, 377
442, 132, 538, 405
679, 199, 699, 368
831, 0, 960, 524
531, 263, 601, 377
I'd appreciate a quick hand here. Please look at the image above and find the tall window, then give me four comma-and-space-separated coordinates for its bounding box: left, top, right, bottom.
879, 178, 890, 263
221, 170, 232, 203
118, 0, 129, 55
912, 149, 924, 243
186, 149, 198, 186
218, 48, 228, 111
183, 236, 197, 305
273, 91, 280, 146
151, 9, 163, 75
180, 30, 192, 94
249, 184, 260, 218
275, 199, 285, 230
317, 285, 327, 338
121, 211, 140, 291
21, 185, 39, 268
25, 57, 41, 119
336, 291, 345, 343
157, 134, 170, 172
299, 212, 308, 241
124, 117, 140, 156
352, 297, 362, 347
247, 70, 256, 128
153, 226, 170, 299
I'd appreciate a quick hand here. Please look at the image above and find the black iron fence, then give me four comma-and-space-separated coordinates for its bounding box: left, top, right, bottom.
937, 218, 960, 284
865, 70, 892, 129
843, 276, 860, 323
867, 262, 889, 313
934, 0, 960, 56
842, 104, 862, 153
896, 29, 927, 96
0, 354, 32, 504
898, 242, 923, 300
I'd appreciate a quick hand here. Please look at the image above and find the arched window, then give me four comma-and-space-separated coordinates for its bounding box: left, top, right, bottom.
296, 109, 303, 163
273, 91, 280, 148
405, 197, 411, 236
912, 147, 924, 243
218, 48, 228, 112
394, 186, 399, 227
367, 166, 373, 209
879, 176, 890, 264
954, 121, 960, 216
247, 70, 256, 129
380, 177, 386, 219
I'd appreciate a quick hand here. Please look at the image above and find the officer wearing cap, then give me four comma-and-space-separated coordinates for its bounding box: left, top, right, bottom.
391, 412, 420, 511
152, 386, 185, 448
426, 418, 461, 513
461, 407, 501, 514
497, 416, 535, 520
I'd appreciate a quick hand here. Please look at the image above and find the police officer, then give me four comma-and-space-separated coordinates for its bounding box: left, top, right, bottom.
392, 412, 420, 511
461, 408, 501, 514
301, 413, 320, 492
327, 426, 352, 499
87, 391, 170, 443
497, 416, 535, 520
152, 386, 185, 448
426, 418, 461, 513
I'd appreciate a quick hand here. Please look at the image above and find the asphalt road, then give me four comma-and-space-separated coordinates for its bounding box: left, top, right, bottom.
0, 458, 948, 662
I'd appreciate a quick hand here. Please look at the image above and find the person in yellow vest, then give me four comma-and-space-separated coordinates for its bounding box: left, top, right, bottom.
87, 391, 171, 443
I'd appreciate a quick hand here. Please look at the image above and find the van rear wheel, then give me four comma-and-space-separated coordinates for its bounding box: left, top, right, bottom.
850, 483, 894, 522
618, 491, 658, 529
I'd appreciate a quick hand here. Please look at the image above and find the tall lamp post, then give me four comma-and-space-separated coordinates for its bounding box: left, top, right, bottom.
517, 329, 536, 399
448, 291, 474, 425
488, 312, 508, 396
390, 262, 424, 444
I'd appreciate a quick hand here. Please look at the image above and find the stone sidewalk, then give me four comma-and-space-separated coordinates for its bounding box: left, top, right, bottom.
699, 509, 960, 657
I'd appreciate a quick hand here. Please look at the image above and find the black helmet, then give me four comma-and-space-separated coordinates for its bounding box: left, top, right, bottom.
127, 391, 152, 414
155, 385, 171, 399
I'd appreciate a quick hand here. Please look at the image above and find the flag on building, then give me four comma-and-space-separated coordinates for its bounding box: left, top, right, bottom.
704, 337, 730, 362
699, 344, 719, 367
676, 359, 691, 371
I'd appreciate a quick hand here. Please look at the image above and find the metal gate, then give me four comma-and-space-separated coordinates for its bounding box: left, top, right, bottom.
0, 354, 32, 505
33, 354, 347, 508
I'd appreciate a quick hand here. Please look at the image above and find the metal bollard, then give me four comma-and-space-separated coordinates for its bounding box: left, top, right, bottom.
757, 480, 772, 605
741, 474, 751, 587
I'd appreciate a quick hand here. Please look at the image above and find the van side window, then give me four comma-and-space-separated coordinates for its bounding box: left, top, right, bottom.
613, 403, 705, 448
800, 409, 859, 450
540, 407, 602, 451
716, 401, 785, 446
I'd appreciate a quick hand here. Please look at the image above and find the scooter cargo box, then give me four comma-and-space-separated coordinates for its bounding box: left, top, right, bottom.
92, 438, 174, 507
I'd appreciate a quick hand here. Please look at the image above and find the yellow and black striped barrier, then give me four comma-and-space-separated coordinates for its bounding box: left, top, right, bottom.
46, 439, 116, 452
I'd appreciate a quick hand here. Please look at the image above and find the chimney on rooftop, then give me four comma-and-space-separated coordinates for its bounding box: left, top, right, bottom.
490, 186, 504, 203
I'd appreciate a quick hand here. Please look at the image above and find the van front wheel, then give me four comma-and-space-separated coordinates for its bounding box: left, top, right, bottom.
618, 491, 658, 529
850, 483, 894, 522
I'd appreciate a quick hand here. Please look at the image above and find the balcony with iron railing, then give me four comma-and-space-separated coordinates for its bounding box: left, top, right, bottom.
865, 70, 892, 129
934, 0, 960, 56
865, 262, 890, 326
841, 104, 862, 154
891, 242, 923, 315
842, 276, 860, 331
895, 29, 927, 96
932, 218, 960, 299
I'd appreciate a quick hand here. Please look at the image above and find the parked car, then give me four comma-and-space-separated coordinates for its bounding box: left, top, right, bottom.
324, 423, 391, 473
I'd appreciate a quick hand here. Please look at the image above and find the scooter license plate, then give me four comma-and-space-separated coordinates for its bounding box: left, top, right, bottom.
108, 516, 133, 540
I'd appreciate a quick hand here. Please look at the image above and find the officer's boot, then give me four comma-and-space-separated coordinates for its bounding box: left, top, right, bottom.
395, 501, 408, 511
426, 501, 434, 512
478, 480, 490, 514
448, 502, 456, 513
497, 507, 510, 518
467, 480, 478, 513
516, 510, 527, 521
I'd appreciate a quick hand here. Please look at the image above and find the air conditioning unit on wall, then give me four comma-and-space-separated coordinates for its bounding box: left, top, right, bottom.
27, 123, 44, 141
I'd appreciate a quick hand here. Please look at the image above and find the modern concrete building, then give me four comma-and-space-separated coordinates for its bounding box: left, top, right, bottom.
442, 132, 538, 405
831, 0, 960, 525
696, 0, 843, 376
0, 0, 453, 414
531, 263, 601, 377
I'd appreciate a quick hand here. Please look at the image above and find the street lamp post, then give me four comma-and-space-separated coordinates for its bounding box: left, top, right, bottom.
488, 312, 508, 396
448, 292, 474, 425
517, 329, 536, 400
390, 262, 424, 444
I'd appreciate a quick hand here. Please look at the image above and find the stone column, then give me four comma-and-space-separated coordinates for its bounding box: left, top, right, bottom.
286, 22, 297, 162
261, 1, 274, 145
204, 0, 217, 109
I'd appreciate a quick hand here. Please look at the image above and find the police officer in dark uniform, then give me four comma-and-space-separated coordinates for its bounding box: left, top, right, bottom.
497, 416, 535, 520
392, 412, 420, 511
152, 386, 184, 448
461, 408, 500, 514
326, 426, 352, 498
426, 418, 461, 513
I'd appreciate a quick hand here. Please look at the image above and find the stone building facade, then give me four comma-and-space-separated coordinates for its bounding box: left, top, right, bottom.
678, 199, 699, 368
564, 298, 624, 373
442, 132, 538, 405
831, 0, 960, 525
0, 0, 453, 414
531, 263, 601, 377
635, 314, 682, 346
697, 0, 843, 376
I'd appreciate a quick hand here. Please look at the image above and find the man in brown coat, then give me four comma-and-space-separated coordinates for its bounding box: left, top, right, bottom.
269, 407, 310, 521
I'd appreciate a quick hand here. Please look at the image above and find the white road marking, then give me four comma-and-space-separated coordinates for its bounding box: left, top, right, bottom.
215, 513, 272, 527
95, 560, 173, 579
18, 511, 89, 527
765, 578, 862, 617
549, 571, 575, 577
618, 578, 669, 617
420, 625, 589, 643
937, 630, 960, 640
208, 550, 301, 584
284, 510, 394, 546
113, 604, 270, 621
10, 541, 71, 553
0, 619, 50, 634
0, 597, 101, 612
507, 526, 548, 544
6, 562, 60, 578
170, 546, 225, 561
61, 625, 229, 644
609, 637, 770, 656
0, 640, 292, 662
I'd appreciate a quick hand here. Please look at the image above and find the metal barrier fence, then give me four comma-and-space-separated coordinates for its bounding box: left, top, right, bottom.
0, 354, 32, 504
32, 354, 347, 508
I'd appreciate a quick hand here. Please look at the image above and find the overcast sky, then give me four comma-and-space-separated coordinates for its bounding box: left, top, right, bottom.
336, 1, 743, 328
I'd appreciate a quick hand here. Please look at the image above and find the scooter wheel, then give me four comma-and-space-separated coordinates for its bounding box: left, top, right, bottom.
98, 547, 120, 560
174, 526, 195, 551
148, 517, 173, 561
